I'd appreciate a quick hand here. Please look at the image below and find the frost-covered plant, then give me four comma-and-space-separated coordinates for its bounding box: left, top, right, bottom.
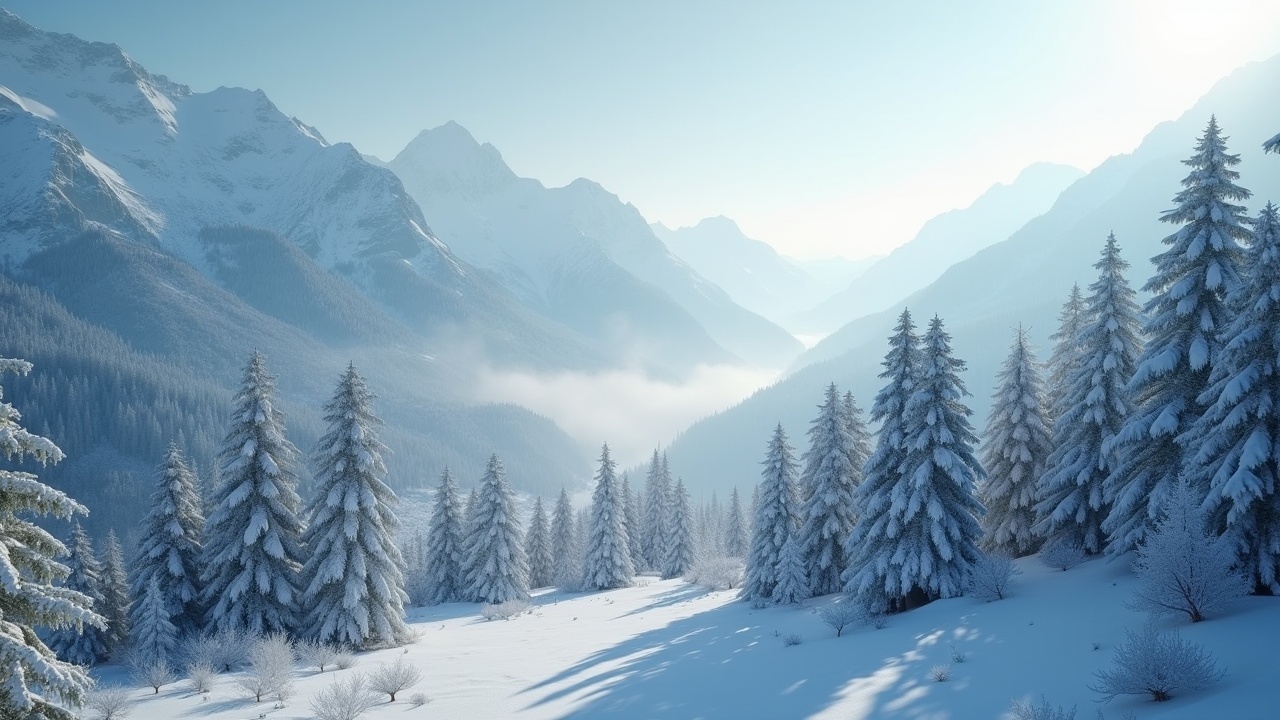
189, 628, 254, 672
687, 555, 745, 591
187, 662, 216, 694
1040, 539, 1086, 571
309, 673, 379, 720
480, 599, 531, 621
85, 685, 134, 720
781, 633, 803, 647
367, 656, 423, 701
929, 664, 952, 682
130, 655, 176, 694
409, 692, 431, 707
582, 444, 635, 590
1007, 696, 1076, 720
296, 639, 342, 673
237, 633, 295, 702
818, 602, 863, 637
968, 551, 1021, 601
1128, 479, 1249, 623
334, 652, 358, 669
1090, 622, 1224, 702
950, 644, 967, 663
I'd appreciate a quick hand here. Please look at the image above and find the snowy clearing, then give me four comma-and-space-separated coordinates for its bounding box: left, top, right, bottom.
91, 557, 1277, 719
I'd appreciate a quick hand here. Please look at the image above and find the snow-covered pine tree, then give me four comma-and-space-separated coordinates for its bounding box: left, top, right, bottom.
0, 358, 98, 718
640, 450, 671, 572
130, 576, 177, 667
583, 444, 634, 590
422, 468, 466, 604
1190, 202, 1280, 592
525, 496, 555, 589
771, 532, 809, 605
1035, 234, 1143, 554
842, 309, 921, 605
131, 444, 204, 637
551, 488, 581, 590
47, 523, 108, 666
100, 529, 131, 653
845, 316, 984, 608
299, 365, 410, 648
742, 424, 800, 603
462, 455, 529, 603
842, 391, 872, 481
662, 478, 696, 579
1046, 283, 1087, 422
621, 475, 645, 572
1104, 118, 1250, 556
798, 383, 861, 597
980, 327, 1053, 557
723, 487, 748, 558
200, 352, 306, 636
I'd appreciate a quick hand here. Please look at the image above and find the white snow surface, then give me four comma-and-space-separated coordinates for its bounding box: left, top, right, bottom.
90, 556, 1277, 719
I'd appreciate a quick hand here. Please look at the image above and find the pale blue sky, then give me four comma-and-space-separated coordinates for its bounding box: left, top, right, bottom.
9, 1, 1280, 258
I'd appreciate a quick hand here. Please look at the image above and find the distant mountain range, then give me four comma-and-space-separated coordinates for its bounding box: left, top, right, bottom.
656, 54, 1280, 499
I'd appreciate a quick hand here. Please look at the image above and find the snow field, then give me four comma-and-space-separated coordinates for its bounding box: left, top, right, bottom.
91, 556, 1278, 719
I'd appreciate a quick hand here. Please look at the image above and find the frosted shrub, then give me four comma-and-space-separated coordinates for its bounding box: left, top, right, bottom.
1090, 622, 1224, 702
818, 601, 863, 637
195, 628, 254, 672
237, 633, 296, 702
367, 656, 423, 701
129, 655, 176, 694
929, 664, 952, 682
297, 639, 342, 673
85, 685, 133, 720
967, 551, 1020, 601
187, 662, 216, 694
480, 599, 531, 620
409, 692, 431, 707
782, 633, 803, 647
309, 673, 380, 720
1128, 480, 1249, 623
1007, 696, 1076, 720
1040, 539, 1086, 571
687, 555, 745, 591
334, 652, 359, 669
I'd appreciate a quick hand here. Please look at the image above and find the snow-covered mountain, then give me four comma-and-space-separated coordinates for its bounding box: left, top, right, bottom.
656, 55, 1280, 499
651, 216, 825, 324
786, 162, 1085, 335
386, 123, 803, 369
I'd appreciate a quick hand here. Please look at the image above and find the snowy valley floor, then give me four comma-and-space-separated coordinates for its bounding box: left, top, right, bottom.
93, 557, 1278, 719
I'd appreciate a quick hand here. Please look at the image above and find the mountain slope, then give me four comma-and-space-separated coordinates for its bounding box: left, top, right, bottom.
786, 162, 1084, 336
661, 55, 1280, 499
651, 216, 823, 323
387, 123, 802, 369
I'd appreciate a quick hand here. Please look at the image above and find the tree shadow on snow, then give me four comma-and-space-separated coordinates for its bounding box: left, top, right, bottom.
515, 596, 984, 719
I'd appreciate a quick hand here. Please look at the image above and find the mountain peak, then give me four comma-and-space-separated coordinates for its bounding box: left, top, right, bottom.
391, 120, 516, 194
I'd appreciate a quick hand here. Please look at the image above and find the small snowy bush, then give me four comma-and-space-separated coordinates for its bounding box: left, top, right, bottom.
1007, 696, 1076, 720
367, 656, 423, 702
187, 661, 216, 694
238, 633, 296, 703
297, 639, 342, 673
335, 652, 359, 669
782, 633, 803, 647
410, 692, 431, 707
929, 664, 952, 682
687, 555, 745, 590
818, 602, 863, 637
949, 644, 967, 663
310, 673, 380, 720
191, 628, 254, 672
1090, 622, 1224, 702
85, 685, 134, 720
480, 599, 532, 620
1040, 538, 1086, 571
968, 551, 1021, 600
1128, 479, 1250, 623
129, 655, 176, 694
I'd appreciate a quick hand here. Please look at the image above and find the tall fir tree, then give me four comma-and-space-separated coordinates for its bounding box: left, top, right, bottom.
1105, 118, 1249, 556
47, 523, 108, 666
842, 309, 921, 603
621, 475, 645, 572
100, 530, 131, 654
1046, 283, 1087, 422
662, 478, 696, 579
980, 327, 1053, 557
842, 391, 873, 481
742, 424, 800, 603
723, 487, 748, 558
423, 468, 466, 604
130, 444, 204, 637
845, 316, 984, 607
551, 488, 581, 590
771, 533, 809, 605
797, 383, 861, 597
641, 450, 671, 572
462, 455, 529, 603
299, 366, 410, 648
525, 496, 555, 589
1190, 202, 1280, 592
1035, 234, 1142, 553
130, 576, 177, 666
200, 352, 306, 635
0, 358, 98, 718
583, 444, 635, 590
